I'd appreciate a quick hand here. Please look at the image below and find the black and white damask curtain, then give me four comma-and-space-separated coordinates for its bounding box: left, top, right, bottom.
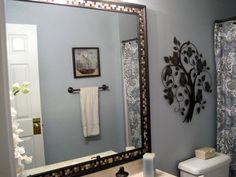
121, 40, 141, 148
215, 20, 236, 176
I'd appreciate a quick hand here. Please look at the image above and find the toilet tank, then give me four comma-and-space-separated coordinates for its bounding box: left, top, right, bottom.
178, 153, 231, 177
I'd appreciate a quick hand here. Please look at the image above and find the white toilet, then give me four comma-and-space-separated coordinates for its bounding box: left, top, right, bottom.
178, 153, 231, 177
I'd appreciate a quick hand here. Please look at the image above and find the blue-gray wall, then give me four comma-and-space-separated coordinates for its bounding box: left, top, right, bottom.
124, 0, 236, 175
6, 1, 126, 165
118, 13, 138, 42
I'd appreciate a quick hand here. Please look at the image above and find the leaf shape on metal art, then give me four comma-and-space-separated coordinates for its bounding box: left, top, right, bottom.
180, 72, 187, 87
170, 52, 179, 65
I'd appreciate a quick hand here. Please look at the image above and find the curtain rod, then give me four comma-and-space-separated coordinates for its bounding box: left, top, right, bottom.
215, 16, 236, 23
122, 38, 138, 43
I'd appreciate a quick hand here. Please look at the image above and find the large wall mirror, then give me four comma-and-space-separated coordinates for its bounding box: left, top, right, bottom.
5, 0, 150, 176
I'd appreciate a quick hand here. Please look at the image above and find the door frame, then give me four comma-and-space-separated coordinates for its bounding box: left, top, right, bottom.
0, 1, 16, 177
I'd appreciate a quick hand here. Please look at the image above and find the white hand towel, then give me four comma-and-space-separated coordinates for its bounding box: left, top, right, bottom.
80, 87, 100, 137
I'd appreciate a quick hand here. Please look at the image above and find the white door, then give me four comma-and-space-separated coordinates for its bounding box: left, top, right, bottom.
6, 23, 45, 169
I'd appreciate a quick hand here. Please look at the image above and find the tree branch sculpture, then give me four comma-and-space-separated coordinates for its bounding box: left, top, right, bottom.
161, 37, 212, 122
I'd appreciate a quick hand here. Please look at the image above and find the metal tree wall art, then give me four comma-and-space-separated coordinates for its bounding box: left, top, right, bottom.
161, 37, 212, 122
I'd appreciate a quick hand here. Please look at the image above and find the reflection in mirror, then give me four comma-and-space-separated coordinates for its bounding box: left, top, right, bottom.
5, 0, 141, 172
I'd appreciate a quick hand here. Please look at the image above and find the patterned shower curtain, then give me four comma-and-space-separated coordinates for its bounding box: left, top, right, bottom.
215, 20, 236, 176
121, 40, 141, 148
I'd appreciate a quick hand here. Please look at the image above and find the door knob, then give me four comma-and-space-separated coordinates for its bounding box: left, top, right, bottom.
33, 118, 41, 135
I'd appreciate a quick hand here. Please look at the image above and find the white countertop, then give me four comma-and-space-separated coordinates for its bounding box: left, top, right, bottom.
130, 169, 177, 177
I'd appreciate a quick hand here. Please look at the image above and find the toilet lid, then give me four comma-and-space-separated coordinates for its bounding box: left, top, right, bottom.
178, 153, 231, 175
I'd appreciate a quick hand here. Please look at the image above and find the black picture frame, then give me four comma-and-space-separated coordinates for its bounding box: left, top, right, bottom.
72, 47, 101, 78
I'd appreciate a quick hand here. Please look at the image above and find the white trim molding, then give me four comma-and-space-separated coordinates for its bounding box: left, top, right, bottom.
0, 1, 16, 177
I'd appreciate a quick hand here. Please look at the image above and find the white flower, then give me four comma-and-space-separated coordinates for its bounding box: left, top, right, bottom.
12, 83, 20, 94
23, 155, 32, 164
10, 82, 32, 176
9, 91, 14, 101
11, 107, 17, 119
21, 88, 30, 94
12, 83, 20, 89
13, 133, 23, 148
15, 146, 25, 158
22, 82, 30, 87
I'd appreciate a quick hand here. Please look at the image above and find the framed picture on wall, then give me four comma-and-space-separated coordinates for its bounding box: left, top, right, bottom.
72, 47, 101, 78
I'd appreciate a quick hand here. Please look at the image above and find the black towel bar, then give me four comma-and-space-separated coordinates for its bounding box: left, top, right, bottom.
68, 84, 109, 94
